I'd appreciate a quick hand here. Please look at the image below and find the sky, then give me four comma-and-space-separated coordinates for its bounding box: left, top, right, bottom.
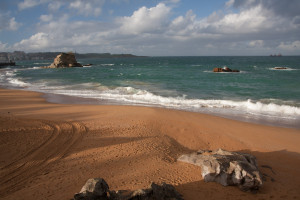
0, 0, 300, 56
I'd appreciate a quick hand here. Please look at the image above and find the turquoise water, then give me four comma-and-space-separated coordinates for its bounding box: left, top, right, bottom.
1, 56, 300, 128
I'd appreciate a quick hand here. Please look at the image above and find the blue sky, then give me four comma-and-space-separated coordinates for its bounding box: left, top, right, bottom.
0, 0, 300, 56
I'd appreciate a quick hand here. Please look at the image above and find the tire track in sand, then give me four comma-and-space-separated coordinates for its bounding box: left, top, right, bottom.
0, 120, 87, 197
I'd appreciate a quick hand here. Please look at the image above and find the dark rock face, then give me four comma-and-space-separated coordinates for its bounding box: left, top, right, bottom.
178, 149, 263, 192
150, 182, 183, 200
48, 52, 82, 68
74, 178, 183, 200
213, 67, 240, 72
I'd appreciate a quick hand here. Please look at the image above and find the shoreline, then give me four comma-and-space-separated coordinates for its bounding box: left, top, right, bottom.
43, 91, 300, 130
1, 88, 300, 200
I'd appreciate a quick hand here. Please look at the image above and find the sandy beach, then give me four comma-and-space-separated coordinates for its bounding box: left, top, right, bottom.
0, 88, 300, 200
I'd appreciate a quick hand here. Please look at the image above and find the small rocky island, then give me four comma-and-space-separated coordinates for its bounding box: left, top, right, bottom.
47, 52, 82, 68
273, 67, 288, 70
213, 66, 240, 73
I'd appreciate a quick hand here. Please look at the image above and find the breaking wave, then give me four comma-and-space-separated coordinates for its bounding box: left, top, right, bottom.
27, 82, 300, 120
0, 69, 29, 87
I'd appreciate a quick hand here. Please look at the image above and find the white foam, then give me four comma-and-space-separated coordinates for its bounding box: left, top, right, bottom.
26, 67, 43, 70
44, 85, 299, 119
5, 70, 16, 77
203, 70, 247, 74
8, 78, 29, 87
101, 64, 114, 66
34, 62, 50, 65
0, 69, 32, 88
248, 101, 296, 116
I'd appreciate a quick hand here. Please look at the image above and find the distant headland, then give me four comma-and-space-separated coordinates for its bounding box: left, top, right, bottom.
0, 51, 145, 62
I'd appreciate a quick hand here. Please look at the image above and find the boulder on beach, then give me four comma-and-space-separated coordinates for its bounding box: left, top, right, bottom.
178, 149, 263, 192
47, 52, 82, 68
213, 67, 240, 72
74, 178, 183, 200
74, 178, 109, 200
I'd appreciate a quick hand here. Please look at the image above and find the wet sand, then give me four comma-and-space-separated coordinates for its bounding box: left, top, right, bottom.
0, 88, 300, 200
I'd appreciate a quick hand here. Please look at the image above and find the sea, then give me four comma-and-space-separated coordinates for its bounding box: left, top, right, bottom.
1, 56, 299, 129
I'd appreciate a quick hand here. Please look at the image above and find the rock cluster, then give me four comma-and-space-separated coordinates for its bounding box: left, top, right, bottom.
47, 52, 82, 68
178, 149, 263, 192
74, 178, 183, 200
213, 67, 239, 72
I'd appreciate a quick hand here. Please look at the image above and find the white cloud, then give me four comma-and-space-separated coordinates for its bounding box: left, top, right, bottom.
0, 41, 9, 51
48, 1, 63, 11
8, 17, 20, 31
69, 0, 104, 16
163, 0, 180, 3
278, 41, 300, 51
248, 40, 264, 47
19, 0, 105, 17
9, 1, 300, 55
209, 5, 269, 34
229, 0, 300, 19
40, 14, 53, 22
18, 0, 39, 10
170, 10, 195, 33
14, 32, 51, 50
0, 13, 21, 31
225, 0, 235, 8
13, 14, 115, 52
119, 3, 171, 35
18, 0, 49, 10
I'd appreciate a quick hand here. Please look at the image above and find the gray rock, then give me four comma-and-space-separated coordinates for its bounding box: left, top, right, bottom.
178, 149, 263, 192
74, 178, 109, 200
74, 178, 183, 200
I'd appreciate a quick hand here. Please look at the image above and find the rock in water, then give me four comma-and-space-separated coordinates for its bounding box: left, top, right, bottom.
178, 149, 263, 192
48, 52, 82, 68
74, 178, 109, 200
273, 67, 288, 70
213, 67, 223, 72
213, 67, 240, 72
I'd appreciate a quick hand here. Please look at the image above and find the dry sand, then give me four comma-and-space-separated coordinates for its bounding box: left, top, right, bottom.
0, 88, 300, 200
